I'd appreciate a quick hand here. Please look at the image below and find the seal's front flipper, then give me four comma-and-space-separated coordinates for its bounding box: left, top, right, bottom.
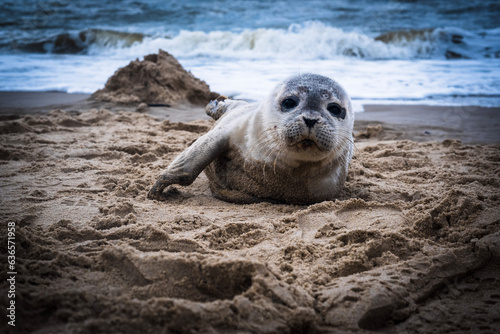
205, 96, 248, 120
147, 130, 229, 201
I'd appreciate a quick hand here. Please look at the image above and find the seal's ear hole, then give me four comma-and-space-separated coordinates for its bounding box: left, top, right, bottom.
327, 103, 346, 119
281, 96, 299, 112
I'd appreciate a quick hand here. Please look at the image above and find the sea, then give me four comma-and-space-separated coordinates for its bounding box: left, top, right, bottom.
1, 0, 500, 111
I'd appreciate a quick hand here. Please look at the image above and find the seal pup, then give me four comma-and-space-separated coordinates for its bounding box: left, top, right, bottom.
148, 73, 354, 204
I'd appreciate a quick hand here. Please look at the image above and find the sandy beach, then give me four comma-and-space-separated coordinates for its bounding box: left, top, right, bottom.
2, 0, 500, 331
0, 85, 499, 333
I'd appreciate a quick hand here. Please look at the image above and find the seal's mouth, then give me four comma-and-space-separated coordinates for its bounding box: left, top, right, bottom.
295, 139, 320, 150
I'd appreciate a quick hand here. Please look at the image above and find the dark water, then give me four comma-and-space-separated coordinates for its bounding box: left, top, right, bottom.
2, 0, 500, 56
3, 0, 500, 33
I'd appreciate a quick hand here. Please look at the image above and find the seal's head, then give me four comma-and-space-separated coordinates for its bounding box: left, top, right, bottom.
261, 73, 354, 163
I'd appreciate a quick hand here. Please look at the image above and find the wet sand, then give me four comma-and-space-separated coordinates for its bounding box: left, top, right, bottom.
2, 91, 499, 142
0, 91, 90, 114
0, 93, 499, 333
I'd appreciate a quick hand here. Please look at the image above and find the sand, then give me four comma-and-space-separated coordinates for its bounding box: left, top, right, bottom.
0, 88, 499, 333
92, 50, 219, 106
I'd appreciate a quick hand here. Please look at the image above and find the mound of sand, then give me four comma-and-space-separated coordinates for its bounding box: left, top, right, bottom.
91, 49, 219, 106
0, 109, 499, 333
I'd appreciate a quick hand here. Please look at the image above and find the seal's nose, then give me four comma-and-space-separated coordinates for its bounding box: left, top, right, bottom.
303, 117, 318, 129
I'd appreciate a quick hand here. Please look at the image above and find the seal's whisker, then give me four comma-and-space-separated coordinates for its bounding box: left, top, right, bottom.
254, 137, 277, 154
334, 133, 359, 157
251, 130, 282, 159
261, 143, 279, 163
247, 138, 278, 175
273, 149, 283, 175
261, 145, 280, 176
249, 128, 280, 154
244, 129, 280, 170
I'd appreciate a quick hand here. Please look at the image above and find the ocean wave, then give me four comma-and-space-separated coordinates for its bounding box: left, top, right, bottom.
17, 29, 145, 54
15, 22, 500, 60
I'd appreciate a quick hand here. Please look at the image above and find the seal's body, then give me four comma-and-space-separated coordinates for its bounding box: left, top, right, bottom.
148, 73, 354, 204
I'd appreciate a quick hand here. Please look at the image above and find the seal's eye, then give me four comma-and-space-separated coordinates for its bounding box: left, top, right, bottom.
327, 103, 346, 119
281, 97, 298, 111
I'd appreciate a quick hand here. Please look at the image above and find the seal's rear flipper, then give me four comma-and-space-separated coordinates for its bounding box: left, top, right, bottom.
205, 96, 249, 120
205, 96, 228, 120
147, 130, 229, 201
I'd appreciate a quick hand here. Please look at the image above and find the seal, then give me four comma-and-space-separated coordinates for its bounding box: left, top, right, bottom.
148, 73, 354, 204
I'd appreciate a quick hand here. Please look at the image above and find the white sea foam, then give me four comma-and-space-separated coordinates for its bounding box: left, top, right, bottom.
89, 22, 500, 61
